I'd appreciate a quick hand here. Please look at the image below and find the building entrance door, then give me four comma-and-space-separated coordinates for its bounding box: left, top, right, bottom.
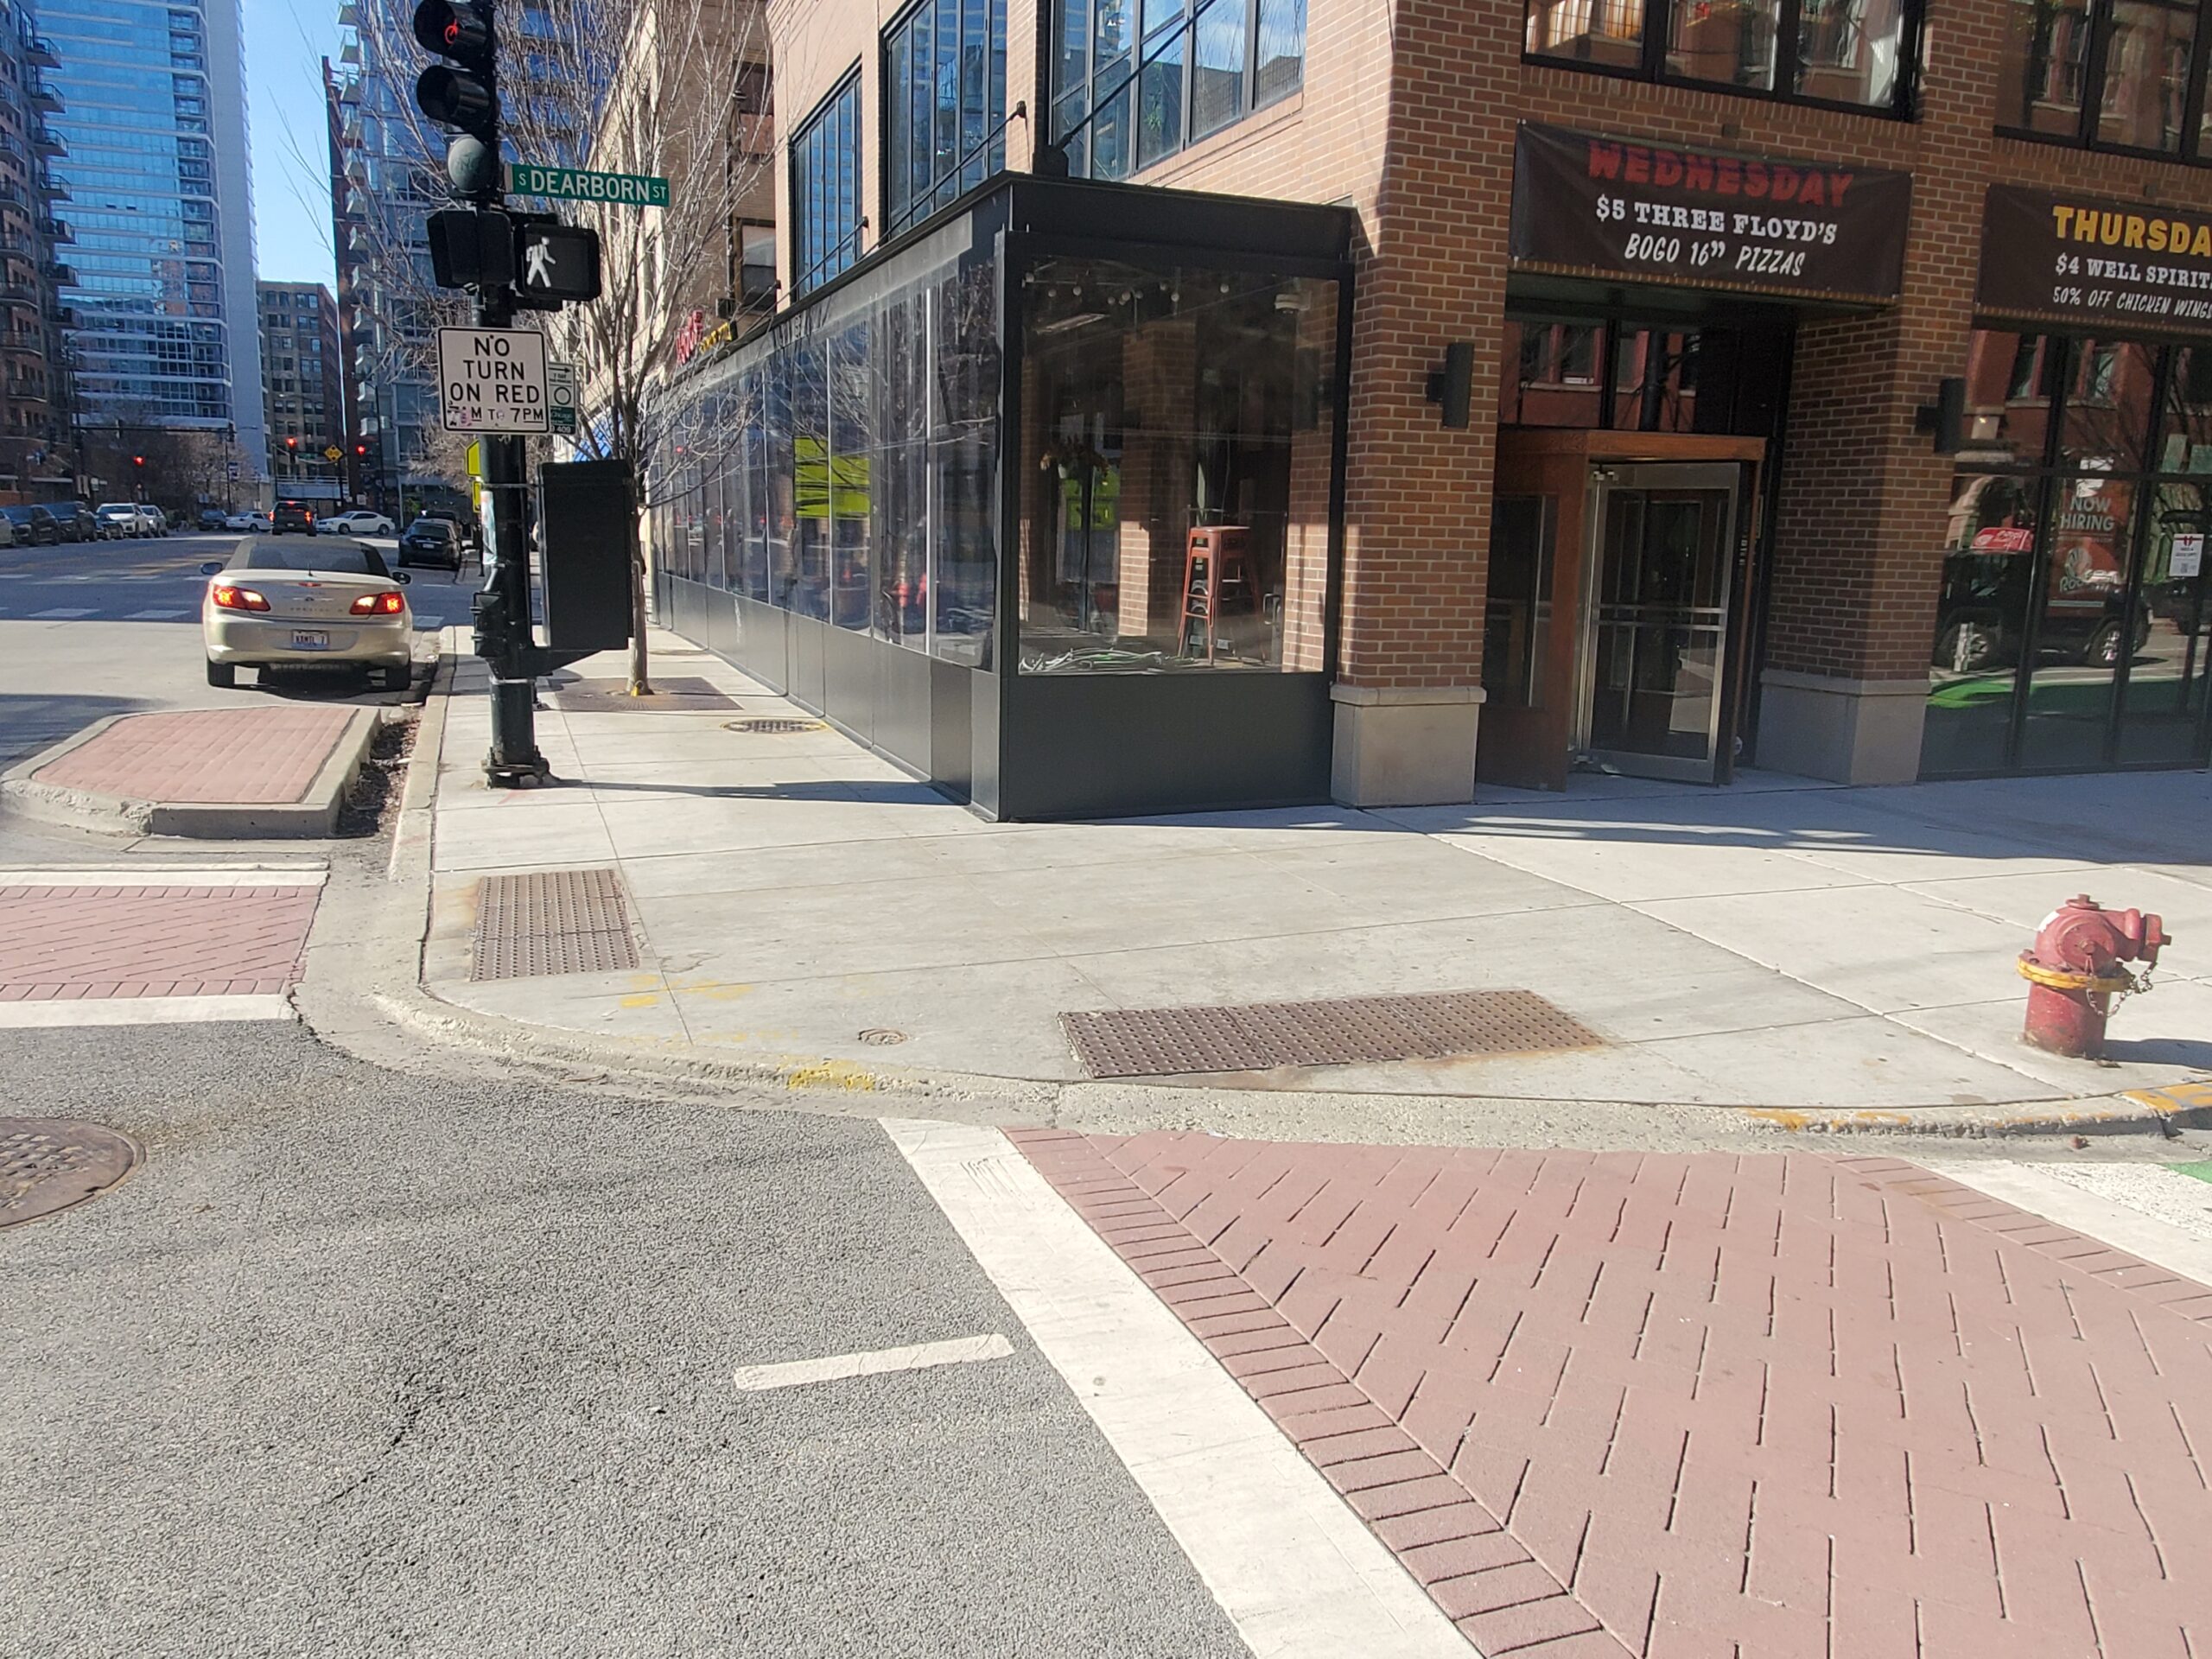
1576, 464, 1739, 783
1479, 430, 1765, 791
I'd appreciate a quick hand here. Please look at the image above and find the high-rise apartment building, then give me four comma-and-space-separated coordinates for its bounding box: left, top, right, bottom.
257, 281, 343, 500
0, 0, 73, 503
40, 0, 262, 477
328, 5, 442, 518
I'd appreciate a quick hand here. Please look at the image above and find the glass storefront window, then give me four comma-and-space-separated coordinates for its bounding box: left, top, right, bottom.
1796, 0, 1907, 105
1526, 0, 1648, 69
2116, 479, 2212, 762
2159, 344, 2212, 472
2018, 474, 2140, 768
1015, 257, 1338, 674
1667, 0, 1778, 91
2095, 0, 2195, 152
2058, 338, 2158, 470
2000, 0, 2212, 161
1922, 474, 2042, 776
1484, 495, 1554, 708
1959, 329, 2057, 467
1999, 0, 2095, 137
1499, 315, 1778, 436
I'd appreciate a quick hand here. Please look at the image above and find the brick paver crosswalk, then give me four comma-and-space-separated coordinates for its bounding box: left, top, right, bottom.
31, 706, 356, 804
0, 885, 320, 998
1013, 1132, 2212, 1658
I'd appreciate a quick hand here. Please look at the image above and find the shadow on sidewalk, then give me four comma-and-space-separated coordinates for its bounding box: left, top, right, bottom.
0, 692, 145, 772
556, 777, 957, 805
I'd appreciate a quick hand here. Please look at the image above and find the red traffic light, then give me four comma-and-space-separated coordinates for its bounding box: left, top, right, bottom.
354, 443, 367, 455
412, 0, 491, 61
285, 436, 298, 450
132, 454, 144, 466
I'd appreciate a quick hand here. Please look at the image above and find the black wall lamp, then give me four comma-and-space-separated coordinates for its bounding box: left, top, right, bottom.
1425, 342, 1474, 429
1914, 377, 1965, 454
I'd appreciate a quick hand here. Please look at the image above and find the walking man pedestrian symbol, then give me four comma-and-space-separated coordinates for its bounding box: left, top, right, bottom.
524, 240, 555, 287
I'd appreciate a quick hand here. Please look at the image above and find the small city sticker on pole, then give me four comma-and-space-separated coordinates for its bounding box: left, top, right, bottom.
437, 326, 549, 434
547, 361, 577, 436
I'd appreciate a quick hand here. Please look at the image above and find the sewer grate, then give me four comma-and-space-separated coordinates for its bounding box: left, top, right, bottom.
1061, 988, 1605, 1079
550, 676, 739, 714
470, 867, 642, 981
725, 718, 823, 734
1, 1119, 139, 1229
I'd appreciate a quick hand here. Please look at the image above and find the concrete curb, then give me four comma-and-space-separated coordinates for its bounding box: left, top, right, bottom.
0, 707, 384, 838
293, 641, 2210, 1143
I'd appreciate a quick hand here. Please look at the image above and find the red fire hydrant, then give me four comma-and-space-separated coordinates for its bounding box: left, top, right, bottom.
2018, 896, 2169, 1059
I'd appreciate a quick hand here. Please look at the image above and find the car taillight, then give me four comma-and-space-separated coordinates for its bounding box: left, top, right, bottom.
350, 590, 405, 615
211, 584, 270, 612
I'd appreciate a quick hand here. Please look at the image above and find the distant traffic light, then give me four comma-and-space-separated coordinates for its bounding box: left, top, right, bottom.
285, 436, 298, 451
412, 0, 497, 143
132, 454, 143, 467
355, 443, 368, 456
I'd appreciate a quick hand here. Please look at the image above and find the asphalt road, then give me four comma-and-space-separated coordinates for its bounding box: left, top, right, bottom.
0, 1020, 1249, 1658
0, 533, 476, 774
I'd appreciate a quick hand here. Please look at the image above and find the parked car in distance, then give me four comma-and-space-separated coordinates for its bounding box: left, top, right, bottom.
198, 507, 229, 531
96, 503, 155, 538
323, 510, 396, 536
397, 516, 461, 571
143, 505, 168, 535
419, 507, 479, 551
2, 503, 60, 544
272, 499, 318, 535
0, 512, 16, 548
201, 537, 414, 690
48, 501, 99, 542
224, 510, 271, 533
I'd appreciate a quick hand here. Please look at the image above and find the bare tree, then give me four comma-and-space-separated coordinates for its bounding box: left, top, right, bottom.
347, 0, 774, 695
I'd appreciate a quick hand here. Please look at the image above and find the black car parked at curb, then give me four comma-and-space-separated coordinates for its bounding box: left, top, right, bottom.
2, 504, 61, 544
397, 517, 462, 571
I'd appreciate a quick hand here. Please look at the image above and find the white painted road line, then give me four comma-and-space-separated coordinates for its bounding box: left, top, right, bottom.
124, 608, 191, 620
0, 868, 325, 887
732, 1333, 1014, 1393
884, 1119, 1471, 1659
1924, 1158, 2212, 1288
29, 607, 94, 619
0, 994, 296, 1028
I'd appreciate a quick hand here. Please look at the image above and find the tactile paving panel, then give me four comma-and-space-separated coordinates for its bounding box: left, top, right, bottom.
469, 868, 642, 981
1061, 988, 1604, 1078
550, 676, 739, 713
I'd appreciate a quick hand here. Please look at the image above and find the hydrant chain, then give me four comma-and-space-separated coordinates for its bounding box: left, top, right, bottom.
2018, 894, 2170, 1060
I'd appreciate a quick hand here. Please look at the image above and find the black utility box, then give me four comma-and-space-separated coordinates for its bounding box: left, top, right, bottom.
538, 458, 635, 653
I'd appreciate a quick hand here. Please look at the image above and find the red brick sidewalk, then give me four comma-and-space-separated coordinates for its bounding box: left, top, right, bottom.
0, 884, 320, 999
1014, 1133, 2212, 1658
32, 707, 356, 804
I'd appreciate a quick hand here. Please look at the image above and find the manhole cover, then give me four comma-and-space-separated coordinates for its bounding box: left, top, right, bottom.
1, 1119, 139, 1229
1061, 988, 1605, 1079
858, 1028, 909, 1046
725, 718, 824, 734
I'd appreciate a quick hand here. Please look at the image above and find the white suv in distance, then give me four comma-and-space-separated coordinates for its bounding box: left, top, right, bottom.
96, 503, 158, 538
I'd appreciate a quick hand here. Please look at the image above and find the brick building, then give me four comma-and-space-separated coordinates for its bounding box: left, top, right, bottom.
257, 281, 345, 502
649, 0, 2212, 817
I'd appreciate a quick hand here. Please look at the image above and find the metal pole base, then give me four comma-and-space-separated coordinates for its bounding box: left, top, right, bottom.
484, 675, 550, 788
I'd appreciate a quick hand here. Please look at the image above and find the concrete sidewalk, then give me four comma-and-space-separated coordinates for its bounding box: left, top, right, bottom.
418, 633, 2212, 1118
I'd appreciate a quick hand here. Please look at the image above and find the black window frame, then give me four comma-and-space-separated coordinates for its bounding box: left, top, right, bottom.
1995, 0, 2212, 166
1047, 0, 1307, 181
789, 67, 866, 301
1520, 0, 1928, 121
880, 0, 1011, 244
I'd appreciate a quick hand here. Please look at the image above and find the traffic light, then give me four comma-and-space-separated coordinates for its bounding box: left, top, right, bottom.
412, 0, 497, 144
132, 454, 143, 467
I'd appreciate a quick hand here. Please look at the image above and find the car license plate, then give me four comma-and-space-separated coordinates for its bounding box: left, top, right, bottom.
291, 630, 329, 650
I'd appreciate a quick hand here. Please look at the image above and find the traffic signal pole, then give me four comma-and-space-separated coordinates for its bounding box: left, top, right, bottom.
415, 0, 548, 786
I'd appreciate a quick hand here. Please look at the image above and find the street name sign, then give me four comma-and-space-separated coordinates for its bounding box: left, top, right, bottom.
508, 162, 668, 208
437, 326, 548, 433
547, 360, 577, 435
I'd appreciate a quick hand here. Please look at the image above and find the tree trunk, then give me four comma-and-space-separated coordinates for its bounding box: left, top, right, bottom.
626, 527, 652, 695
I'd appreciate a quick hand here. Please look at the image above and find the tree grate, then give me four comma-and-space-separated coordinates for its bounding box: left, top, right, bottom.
550, 677, 739, 713
1061, 988, 1605, 1079
470, 867, 642, 981
725, 718, 824, 734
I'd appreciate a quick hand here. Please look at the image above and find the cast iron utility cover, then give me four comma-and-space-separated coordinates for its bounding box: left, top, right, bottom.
1, 1119, 139, 1229
470, 867, 642, 981
724, 718, 823, 734
1061, 988, 1605, 1079
550, 677, 739, 713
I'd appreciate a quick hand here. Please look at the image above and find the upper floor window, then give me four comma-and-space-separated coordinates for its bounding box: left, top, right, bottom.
1997, 0, 2212, 161
885, 0, 1007, 240
791, 71, 862, 299
1050, 0, 1306, 180
1523, 0, 1920, 116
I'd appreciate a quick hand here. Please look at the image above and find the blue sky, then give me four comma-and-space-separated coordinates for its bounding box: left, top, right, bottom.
245, 0, 342, 288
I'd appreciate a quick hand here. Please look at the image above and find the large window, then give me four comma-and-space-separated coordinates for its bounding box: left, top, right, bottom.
1050, 0, 1306, 180
1998, 0, 2212, 160
1923, 332, 2212, 776
1523, 0, 1918, 114
790, 72, 863, 298
885, 0, 1009, 239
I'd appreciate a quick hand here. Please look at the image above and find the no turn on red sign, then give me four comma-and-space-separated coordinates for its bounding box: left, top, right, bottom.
437, 326, 548, 434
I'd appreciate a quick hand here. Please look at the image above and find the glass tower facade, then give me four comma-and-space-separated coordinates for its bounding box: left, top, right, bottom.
40, 0, 263, 464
